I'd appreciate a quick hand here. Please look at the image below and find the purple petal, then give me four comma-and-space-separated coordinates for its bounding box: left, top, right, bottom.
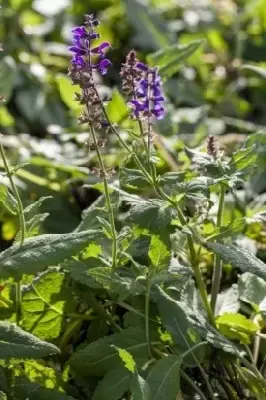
136, 62, 148, 71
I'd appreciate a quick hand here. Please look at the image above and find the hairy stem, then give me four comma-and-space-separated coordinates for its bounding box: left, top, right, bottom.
88, 122, 118, 270
0, 137, 26, 325
145, 272, 152, 358
210, 184, 225, 312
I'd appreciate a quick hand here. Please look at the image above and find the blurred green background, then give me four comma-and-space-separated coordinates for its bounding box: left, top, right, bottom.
1, 0, 266, 246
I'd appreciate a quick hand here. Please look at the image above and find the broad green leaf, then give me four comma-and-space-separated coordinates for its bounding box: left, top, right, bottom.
148, 234, 170, 272
146, 355, 182, 400
0, 230, 101, 279
70, 327, 152, 376
120, 168, 150, 190
92, 367, 131, 400
0, 56, 16, 101
12, 377, 73, 400
23, 361, 66, 392
229, 146, 257, 172
21, 270, 76, 340
125, 0, 172, 50
106, 89, 128, 124
205, 242, 266, 281
0, 321, 59, 359
215, 286, 240, 316
62, 258, 104, 289
238, 272, 266, 312
241, 64, 266, 79
148, 40, 204, 79
0, 185, 7, 204
55, 74, 81, 111
0, 183, 17, 215
216, 313, 259, 344
128, 199, 175, 233
88, 267, 145, 299
131, 373, 151, 400
155, 286, 242, 356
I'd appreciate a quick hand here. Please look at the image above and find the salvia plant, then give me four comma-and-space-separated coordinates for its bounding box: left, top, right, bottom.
1, 11, 266, 400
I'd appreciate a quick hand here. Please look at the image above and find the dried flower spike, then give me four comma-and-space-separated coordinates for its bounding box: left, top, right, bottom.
207, 136, 219, 158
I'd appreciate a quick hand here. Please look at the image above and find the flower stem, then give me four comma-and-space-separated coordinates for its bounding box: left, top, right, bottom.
145, 271, 152, 358
0, 136, 26, 325
88, 122, 118, 270
210, 184, 225, 312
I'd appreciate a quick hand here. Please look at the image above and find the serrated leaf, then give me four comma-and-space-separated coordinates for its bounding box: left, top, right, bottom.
128, 199, 175, 233
131, 373, 151, 400
146, 355, 182, 400
205, 242, 266, 281
92, 367, 131, 400
0, 321, 59, 359
120, 168, 150, 190
70, 327, 153, 376
148, 235, 170, 272
238, 272, 266, 312
155, 286, 242, 356
216, 313, 259, 344
21, 270, 75, 340
148, 40, 204, 79
62, 258, 104, 289
12, 377, 73, 400
230, 146, 257, 172
0, 230, 101, 279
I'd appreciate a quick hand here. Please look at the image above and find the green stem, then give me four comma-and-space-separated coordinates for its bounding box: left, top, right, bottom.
180, 370, 208, 400
99, 99, 216, 326
210, 184, 225, 312
88, 122, 118, 270
145, 272, 152, 358
86, 290, 122, 332
0, 137, 26, 326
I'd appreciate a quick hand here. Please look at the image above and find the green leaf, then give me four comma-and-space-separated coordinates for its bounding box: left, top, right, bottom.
206, 218, 246, 241
21, 270, 76, 340
114, 346, 136, 373
155, 286, 242, 356
0, 185, 7, 204
120, 168, 150, 190
128, 199, 175, 233
92, 367, 131, 400
0, 183, 17, 215
131, 373, 151, 400
237, 367, 266, 400
241, 64, 266, 79
55, 74, 81, 111
12, 377, 73, 400
205, 242, 266, 281
215, 286, 240, 316
148, 40, 204, 79
146, 355, 182, 400
216, 313, 259, 344
0, 391, 7, 400
0, 56, 16, 101
148, 235, 170, 272
106, 89, 128, 124
23, 361, 67, 392
0, 321, 59, 359
238, 272, 266, 312
0, 230, 101, 279
63, 258, 104, 289
70, 327, 152, 376
230, 146, 257, 172
125, 0, 172, 51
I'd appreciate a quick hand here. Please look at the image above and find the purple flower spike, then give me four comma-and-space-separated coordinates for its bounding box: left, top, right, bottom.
69, 15, 111, 76
132, 64, 165, 120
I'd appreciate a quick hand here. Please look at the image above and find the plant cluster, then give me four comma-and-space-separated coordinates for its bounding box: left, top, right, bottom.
1, 2, 266, 400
